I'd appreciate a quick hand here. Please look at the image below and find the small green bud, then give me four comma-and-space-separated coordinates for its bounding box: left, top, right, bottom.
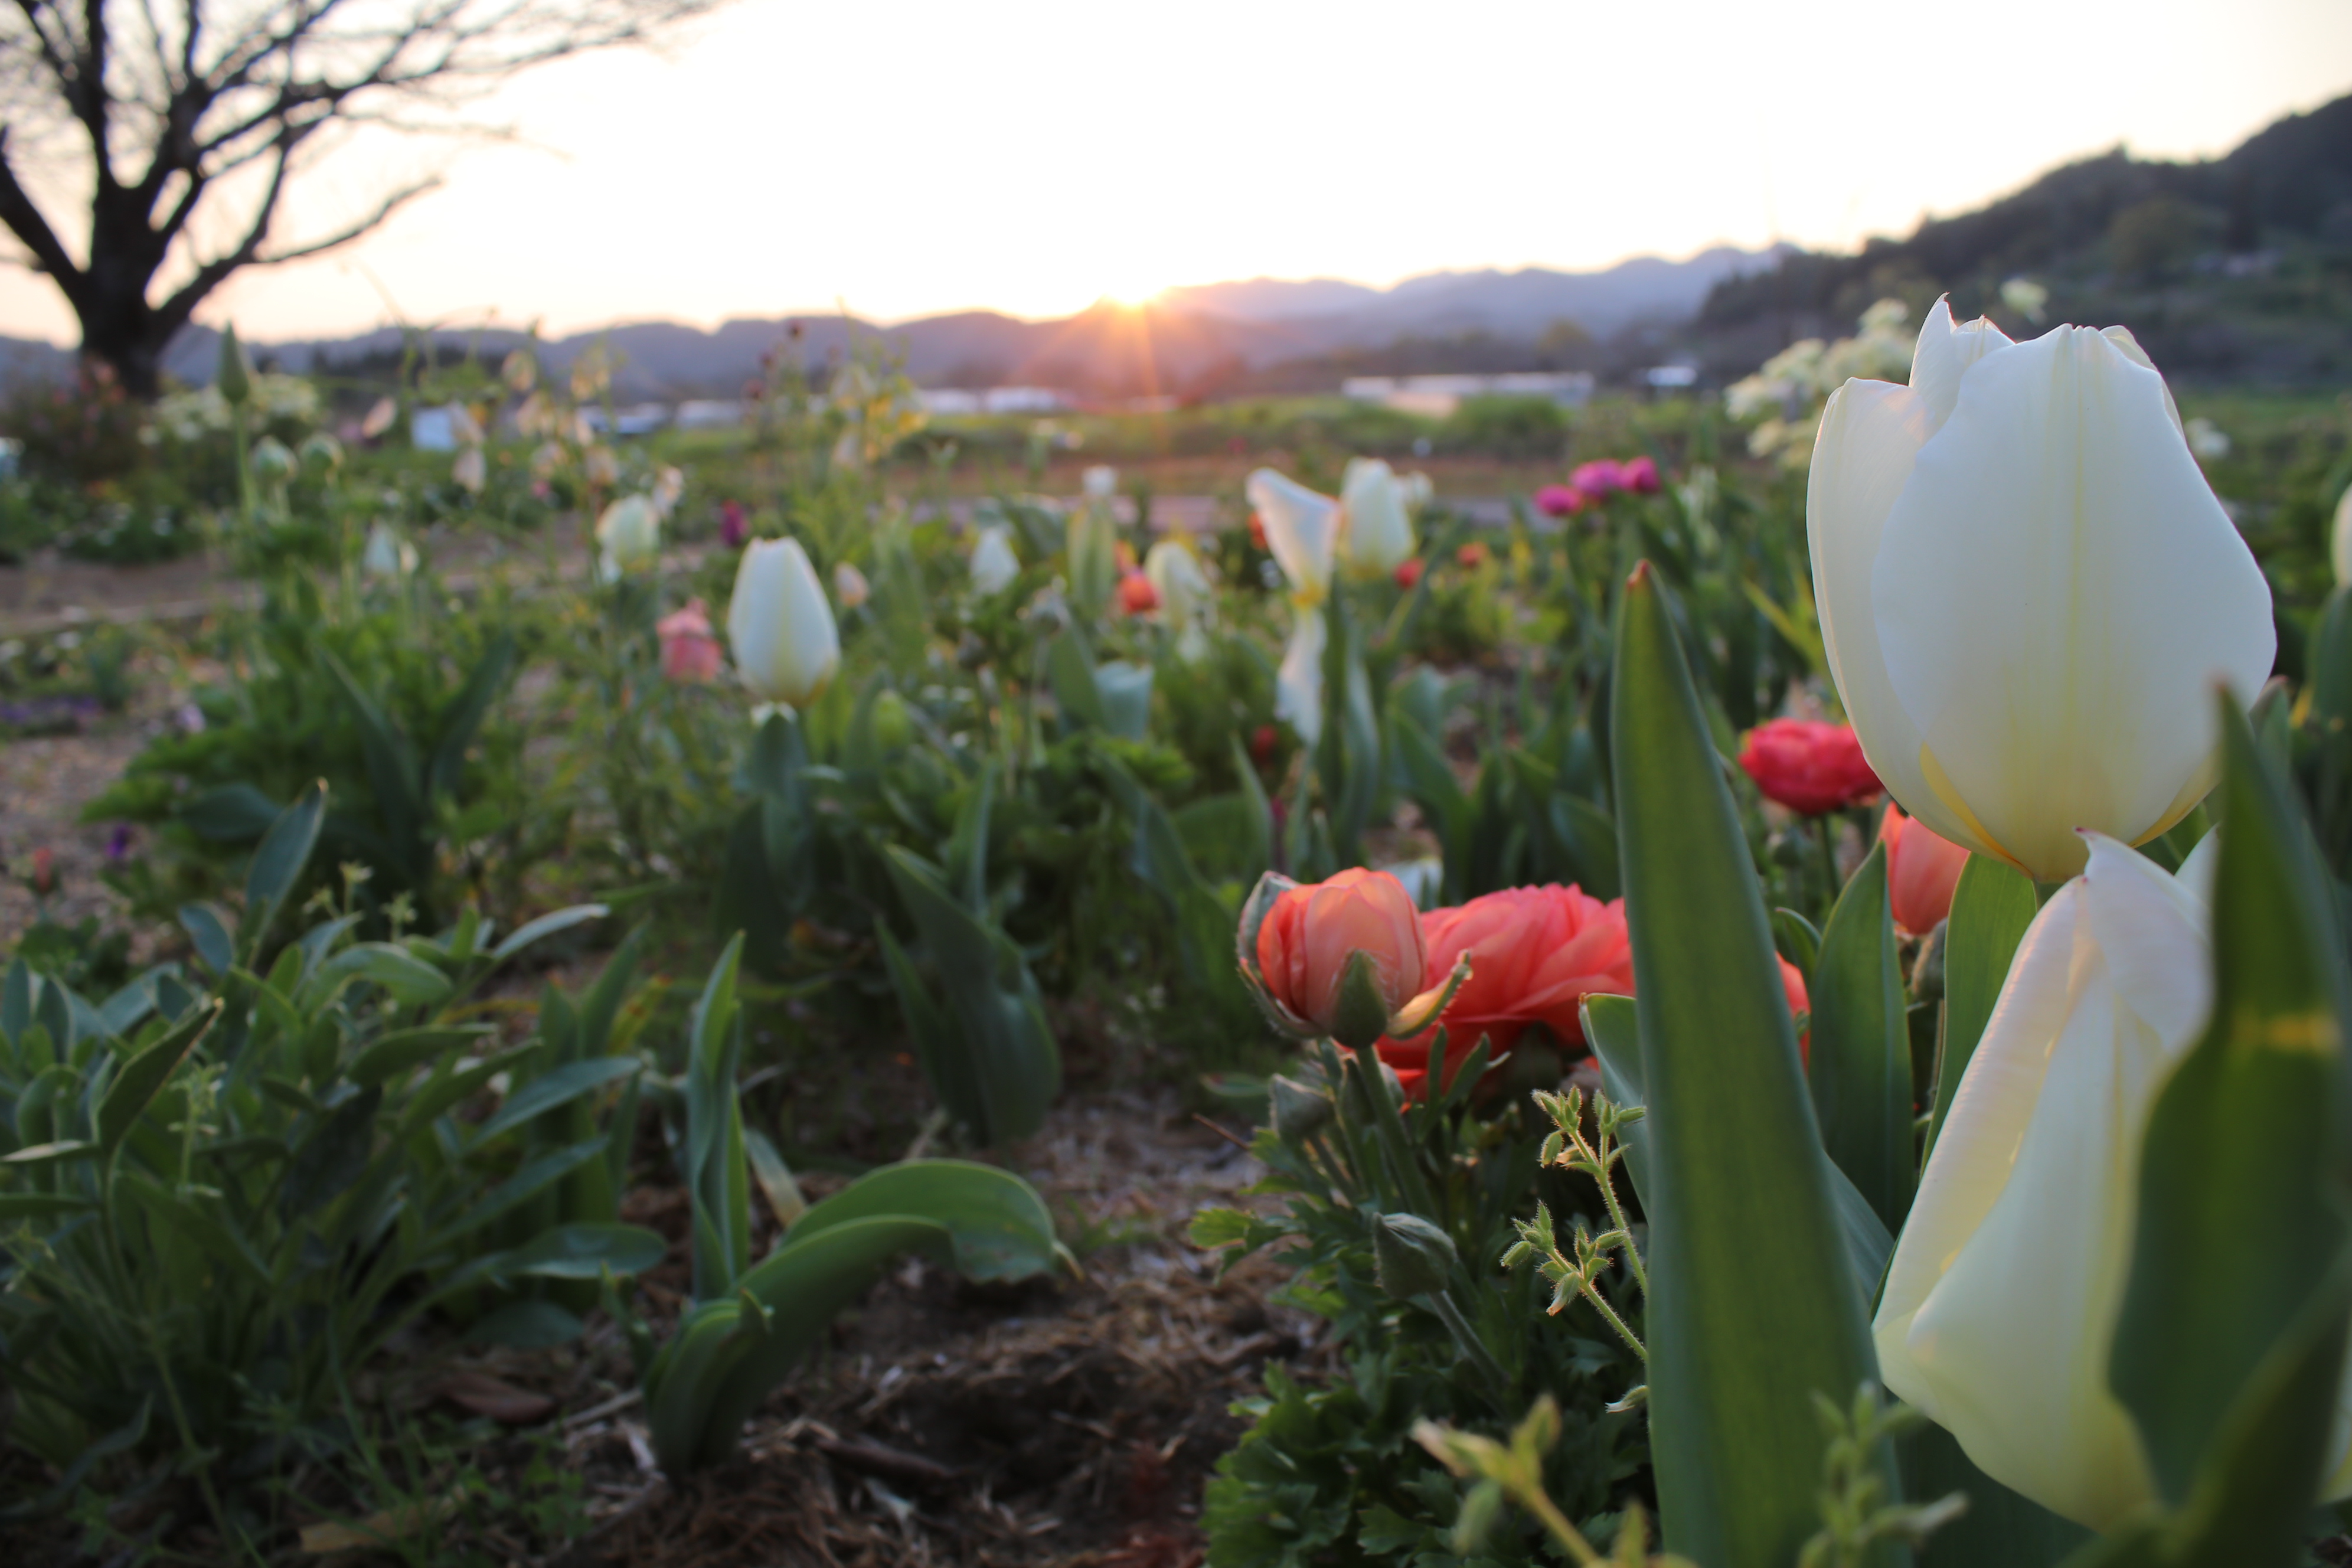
1373, 1211, 1458, 1299
217, 325, 252, 407
1329, 948, 1393, 1050
250, 436, 295, 482
1269, 1074, 1334, 1144
299, 432, 344, 473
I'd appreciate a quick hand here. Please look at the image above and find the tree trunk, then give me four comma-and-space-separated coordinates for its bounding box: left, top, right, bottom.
73, 276, 173, 399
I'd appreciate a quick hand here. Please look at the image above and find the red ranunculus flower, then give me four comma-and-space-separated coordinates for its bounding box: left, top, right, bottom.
1737, 719, 1881, 815
1534, 484, 1585, 518
1255, 868, 1427, 1038
1619, 455, 1661, 494
1116, 570, 1159, 613
1393, 557, 1425, 589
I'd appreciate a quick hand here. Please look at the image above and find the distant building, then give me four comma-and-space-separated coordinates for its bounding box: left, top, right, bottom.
410, 404, 459, 451
918, 386, 1071, 416
1342, 372, 1595, 419
581, 404, 671, 437
1644, 364, 1699, 390
674, 400, 746, 430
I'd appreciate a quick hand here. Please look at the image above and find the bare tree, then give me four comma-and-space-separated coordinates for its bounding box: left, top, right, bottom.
0, 0, 726, 394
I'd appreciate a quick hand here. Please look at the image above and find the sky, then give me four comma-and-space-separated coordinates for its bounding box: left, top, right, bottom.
3, 0, 2350, 346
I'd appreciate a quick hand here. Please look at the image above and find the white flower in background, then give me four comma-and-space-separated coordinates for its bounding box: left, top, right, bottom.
361, 397, 398, 440
1339, 458, 1416, 576
2334, 485, 2352, 587
833, 560, 871, 609
1875, 834, 2352, 1526
502, 350, 537, 394
729, 537, 841, 711
2184, 416, 2231, 463
531, 442, 564, 481
2000, 276, 2050, 325
1083, 465, 1118, 499
515, 393, 551, 438
970, 524, 1021, 594
596, 494, 662, 579
447, 404, 484, 447
1144, 538, 1215, 661
584, 446, 619, 487
651, 465, 686, 518
1400, 471, 1434, 514
362, 521, 418, 579
1809, 298, 2273, 881
1247, 468, 1343, 746
1726, 300, 1913, 465
1275, 596, 1328, 747
452, 446, 486, 496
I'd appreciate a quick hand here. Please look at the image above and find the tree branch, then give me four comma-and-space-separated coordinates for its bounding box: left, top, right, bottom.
0, 126, 84, 294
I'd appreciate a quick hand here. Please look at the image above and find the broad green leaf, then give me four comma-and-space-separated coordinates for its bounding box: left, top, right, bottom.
769, 1159, 1066, 1283
296, 943, 453, 1012
1808, 841, 1915, 1235
2108, 697, 2352, 1520
96, 1001, 221, 1159
469, 1056, 640, 1145
322, 651, 423, 864
743, 1128, 806, 1229
1772, 907, 1822, 978
178, 904, 234, 979
1923, 855, 2037, 1163
1580, 993, 1649, 1201
179, 783, 282, 842
0, 1139, 95, 1168
427, 1138, 607, 1252
1047, 632, 1108, 730
1227, 733, 1276, 877
876, 922, 986, 1138
241, 782, 326, 953
882, 846, 1060, 1145
425, 633, 518, 805
684, 935, 749, 1302
508, 1221, 668, 1279
1608, 562, 1886, 1567
346, 1025, 498, 1087
489, 904, 610, 963
0, 1192, 97, 1217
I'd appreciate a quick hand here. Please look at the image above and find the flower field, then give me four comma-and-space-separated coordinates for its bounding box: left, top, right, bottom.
1, 302, 2350, 1568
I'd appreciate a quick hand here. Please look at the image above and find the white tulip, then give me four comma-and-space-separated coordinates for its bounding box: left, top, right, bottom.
2333, 485, 2352, 588
970, 524, 1020, 594
1339, 458, 1416, 576
1875, 834, 2352, 1526
728, 537, 841, 710
1083, 465, 1119, 499
1248, 468, 1341, 743
1809, 298, 2273, 882
596, 495, 662, 579
651, 465, 685, 518
451, 446, 486, 496
1401, 471, 1434, 514
1276, 601, 1327, 749
1246, 468, 1337, 604
361, 521, 417, 579
1144, 539, 1214, 661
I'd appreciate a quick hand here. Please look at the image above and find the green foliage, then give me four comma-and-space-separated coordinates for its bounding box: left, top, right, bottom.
0, 789, 659, 1537
631, 938, 1066, 1472
1609, 564, 1891, 1566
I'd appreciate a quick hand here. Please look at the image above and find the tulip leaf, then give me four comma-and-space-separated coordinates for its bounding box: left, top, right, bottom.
1609, 563, 1890, 1567
1807, 841, 1916, 1235
1922, 855, 2039, 1164
682, 935, 750, 1302
881, 846, 1060, 1146
2107, 696, 2352, 1528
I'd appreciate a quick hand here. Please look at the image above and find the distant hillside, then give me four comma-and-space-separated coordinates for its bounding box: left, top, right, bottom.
9, 244, 1774, 403
1694, 92, 2352, 384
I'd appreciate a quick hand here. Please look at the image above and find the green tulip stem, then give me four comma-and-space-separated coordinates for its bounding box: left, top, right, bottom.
1348, 1040, 1439, 1219
1814, 812, 1841, 914
1423, 1286, 1513, 1403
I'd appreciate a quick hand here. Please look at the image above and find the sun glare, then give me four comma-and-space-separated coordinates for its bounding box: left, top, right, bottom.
1098, 281, 1167, 309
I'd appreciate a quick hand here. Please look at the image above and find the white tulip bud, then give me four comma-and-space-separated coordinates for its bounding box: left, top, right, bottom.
729, 537, 841, 710
970, 524, 1020, 594
596, 495, 662, 578
1339, 458, 1415, 576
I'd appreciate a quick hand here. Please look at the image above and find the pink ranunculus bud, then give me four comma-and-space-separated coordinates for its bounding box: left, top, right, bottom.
1619, 455, 1661, 494
1880, 803, 1971, 935
1253, 868, 1428, 1040
656, 597, 724, 685
1570, 459, 1625, 499
1533, 484, 1586, 518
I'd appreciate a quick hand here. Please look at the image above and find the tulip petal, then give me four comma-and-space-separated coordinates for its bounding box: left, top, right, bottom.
1247, 469, 1338, 600
1807, 380, 1949, 840
1907, 297, 2013, 433
1876, 842, 2213, 1527
1871, 325, 2275, 880
1276, 607, 1327, 746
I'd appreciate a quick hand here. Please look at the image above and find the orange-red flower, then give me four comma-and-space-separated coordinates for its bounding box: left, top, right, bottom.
1736, 718, 1881, 816
1880, 803, 1970, 935
1253, 868, 1427, 1038
1380, 884, 1632, 1097
1393, 557, 1425, 589
1116, 570, 1160, 614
